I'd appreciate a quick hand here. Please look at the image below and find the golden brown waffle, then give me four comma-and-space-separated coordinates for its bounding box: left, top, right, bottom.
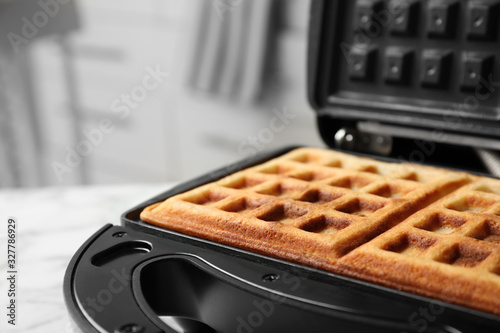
340, 177, 500, 315
140, 147, 500, 314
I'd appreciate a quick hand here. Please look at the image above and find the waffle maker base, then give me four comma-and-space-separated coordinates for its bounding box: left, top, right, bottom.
64, 147, 500, 333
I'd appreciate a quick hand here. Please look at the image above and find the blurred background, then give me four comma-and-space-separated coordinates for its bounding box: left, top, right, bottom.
0, 0, 324, 188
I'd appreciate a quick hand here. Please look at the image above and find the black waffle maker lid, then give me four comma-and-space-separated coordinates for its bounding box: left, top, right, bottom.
64, 1, 500, 332
308, 0, 500, 174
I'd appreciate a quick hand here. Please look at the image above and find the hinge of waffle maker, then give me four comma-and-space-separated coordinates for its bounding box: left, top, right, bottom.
334, 127, 393, 156
357, 121, 500, 177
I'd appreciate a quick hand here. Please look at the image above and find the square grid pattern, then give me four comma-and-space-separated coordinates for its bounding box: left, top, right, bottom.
340, 177, 500, 315
159, 148, 469, 258
348, 178, 500, 272
328, 0, 500, 121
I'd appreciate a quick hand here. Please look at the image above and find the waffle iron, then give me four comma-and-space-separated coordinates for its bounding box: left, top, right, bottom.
64, 1, 500, 332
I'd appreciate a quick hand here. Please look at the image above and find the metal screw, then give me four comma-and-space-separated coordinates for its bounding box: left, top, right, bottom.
113, 232, 127, 238
262, 273, 280, 282
376, 136, 386, 145
427, 66, 437, 76
395, 14, 405, 25
117, 324, 144, 333
474, 16, 484, 28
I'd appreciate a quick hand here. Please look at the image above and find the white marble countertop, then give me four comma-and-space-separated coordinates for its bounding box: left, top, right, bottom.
0, 183, 175, 333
